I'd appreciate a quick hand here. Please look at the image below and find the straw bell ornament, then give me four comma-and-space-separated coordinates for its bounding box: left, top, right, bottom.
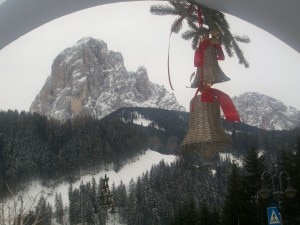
150, 1, 248, 162
181, 94, 232, 161
191, 30, 230, 89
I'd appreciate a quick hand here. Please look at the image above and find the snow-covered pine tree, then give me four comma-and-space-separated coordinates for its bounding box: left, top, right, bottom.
35, 195, 52, 225
240, 148, 267, 225
221, 163, 241, 225
55, 193, 64, 224
115, 180, 128, 223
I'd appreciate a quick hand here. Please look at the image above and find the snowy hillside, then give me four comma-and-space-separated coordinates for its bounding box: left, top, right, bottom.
52, 150, 176, 206
3, 150, 176, 211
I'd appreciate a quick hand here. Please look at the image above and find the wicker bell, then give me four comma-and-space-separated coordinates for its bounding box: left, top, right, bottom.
202, 44, 230, 85
190, 44, 230, 88
181, 95, 231, 160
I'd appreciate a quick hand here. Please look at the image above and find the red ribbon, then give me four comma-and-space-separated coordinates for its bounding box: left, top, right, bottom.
197, 6, 203, 26
201, 88, 241, 122
215, 44, 225, 60
167, 32, 174, 90
194, 39, 224, 67
190, 8, 239, 122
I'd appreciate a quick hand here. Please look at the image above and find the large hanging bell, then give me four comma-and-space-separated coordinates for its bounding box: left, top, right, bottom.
181, 95, 231, 161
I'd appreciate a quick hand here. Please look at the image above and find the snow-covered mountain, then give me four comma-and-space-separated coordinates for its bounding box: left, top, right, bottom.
233, 92, 300, 130
30, 37, 185, 121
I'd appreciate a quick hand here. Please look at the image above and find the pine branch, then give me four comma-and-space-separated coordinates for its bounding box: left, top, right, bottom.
150, 4, 179, 16
226, 31, 249, 67
222, 34, 234, 58
192, 35, 200, 49
234, 35, 250, 43
182, 21, 208, 49
232, 40, 249, 67
171, 16, 185, 33
181, 21, 208, 40
182, 29, 198, 40
151, 0, 250, 67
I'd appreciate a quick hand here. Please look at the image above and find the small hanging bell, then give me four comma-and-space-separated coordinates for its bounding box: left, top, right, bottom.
201, 43, 230, 84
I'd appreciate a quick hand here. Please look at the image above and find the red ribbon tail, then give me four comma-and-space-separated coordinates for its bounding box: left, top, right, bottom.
197, 6, 203, 26
215, 44, 225, 60
201, 89, 214, 102
167, 3, 194, 91
167, 31, 174, 90
201, 88, 241, 122
213, 89, 241, 122
219, 95, 241, 122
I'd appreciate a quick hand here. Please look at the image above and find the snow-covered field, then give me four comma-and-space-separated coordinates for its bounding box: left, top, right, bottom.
4, 150, 246, 212
2, 149, 247, 225
219, 152, 243, 167
132, 114, 165, 131
3, 150, 177, 210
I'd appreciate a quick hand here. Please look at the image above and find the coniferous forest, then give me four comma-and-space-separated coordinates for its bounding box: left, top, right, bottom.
68, 146, 300, 225
0, 107, 299, 225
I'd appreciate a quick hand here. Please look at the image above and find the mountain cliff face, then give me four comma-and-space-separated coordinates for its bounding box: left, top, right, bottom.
30, 37, 185, 120
232, 92, 300, 130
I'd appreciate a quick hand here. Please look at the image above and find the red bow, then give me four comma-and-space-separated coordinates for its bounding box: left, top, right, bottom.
201, 88, 241, 122
194, 39, 224, 67
197, 6, 203, 26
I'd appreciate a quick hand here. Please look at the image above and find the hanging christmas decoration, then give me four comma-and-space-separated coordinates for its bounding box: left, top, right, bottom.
150, 0, 249, 161
150, 0, 249, 89
181, 95, 231, 161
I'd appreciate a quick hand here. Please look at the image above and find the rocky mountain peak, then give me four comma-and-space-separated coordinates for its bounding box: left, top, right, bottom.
30, 37, 185, 121
134, 66, 152, 100
233, 92, 300, 130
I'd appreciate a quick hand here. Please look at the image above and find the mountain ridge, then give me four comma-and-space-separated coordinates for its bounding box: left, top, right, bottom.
29, 37, 300, 131
30, 37, 185, 121
233, 92, 300, 130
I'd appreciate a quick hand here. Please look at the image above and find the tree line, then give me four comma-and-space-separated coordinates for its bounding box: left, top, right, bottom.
1, 107, 300, 225
2, 144, 299, 225
1, 108, 299, 197
64, 143, 300, 225
0, 110, 148, 196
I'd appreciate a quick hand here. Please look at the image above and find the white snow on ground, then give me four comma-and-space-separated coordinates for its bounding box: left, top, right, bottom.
219, 149, 265, 168
132, 114, 165, 131
133, 116, 152, 127
3, 150, 177, 211
219, 152, 243, 167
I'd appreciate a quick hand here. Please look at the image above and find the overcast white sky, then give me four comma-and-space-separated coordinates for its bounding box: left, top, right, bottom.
0, 1, 299, 112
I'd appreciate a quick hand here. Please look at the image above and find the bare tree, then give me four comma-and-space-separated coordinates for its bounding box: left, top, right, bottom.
0, 183, 52, 225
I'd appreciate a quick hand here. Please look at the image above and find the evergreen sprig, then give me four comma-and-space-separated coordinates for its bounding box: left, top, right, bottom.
151, 1, 192, 33
150, 0, 250, 68
181, 20, 209, 49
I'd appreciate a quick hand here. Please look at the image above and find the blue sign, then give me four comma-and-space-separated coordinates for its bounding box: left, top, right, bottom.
267, 207, 281, 225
